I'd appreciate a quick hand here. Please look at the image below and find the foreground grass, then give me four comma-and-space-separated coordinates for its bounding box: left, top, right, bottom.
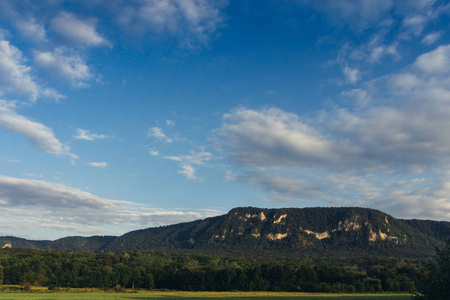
0, 288, 412, 300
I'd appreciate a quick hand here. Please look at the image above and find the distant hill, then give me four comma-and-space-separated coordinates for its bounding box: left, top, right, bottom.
403, 219, 450, 240
0, 236, 50, 249
45, 236, 117, 252
2, 207, 449, 257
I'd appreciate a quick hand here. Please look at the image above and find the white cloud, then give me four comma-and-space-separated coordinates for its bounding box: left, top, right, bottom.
0, 175, 113, 209
0, 175, 222, 238
342, 65, 361, 83
216, 45, 450, 220
50, 12, 111, 47
41, 88, 65, 101
421, 31, 443, 45
0, 38, 64, 101
0, 105, 77, 160
402, 14, 428, 36
372, 177, 450, 220
147, 126, 173, 143
34, 47, 94, 87
0, 39, 50, 101
164, 150, 211, 181
302, 0, 446, 36
73, 128, 108, 141
400, 2, 449, 37
165, 150, 211, 165
340, 88, 372, 107
88, 162, 108, 168
149, 150, 159, 156
0, 0, 228, 51
15, 18, 47, 43
178, 164, 198, 181
336, 38, 398, 85
336, 35, 399, 83
0, 99, 16, 112
166, 119, 175, 126
216, 107, 355, 168
301, 0, 395, 30
414, 45, 450, 74
117, 0, 226, 47
368, 43, 398, 63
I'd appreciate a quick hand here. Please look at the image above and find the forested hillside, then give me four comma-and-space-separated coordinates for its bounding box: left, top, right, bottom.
1, 207, 449, 258
45, 236, 116, 252
0, 236, 49, 249
103, 207, 449, 257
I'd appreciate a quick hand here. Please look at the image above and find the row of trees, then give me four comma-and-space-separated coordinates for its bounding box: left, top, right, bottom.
0, 248, 429, 293
414, 240, 450, 299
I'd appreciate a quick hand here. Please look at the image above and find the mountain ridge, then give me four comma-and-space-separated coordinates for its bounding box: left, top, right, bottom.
2, 206, 449, 257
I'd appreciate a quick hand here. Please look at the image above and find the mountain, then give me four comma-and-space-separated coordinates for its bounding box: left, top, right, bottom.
403, 219, 450, 240
102, 207, 449, 257
44, 236, 116, 252
0, 236, 50, 249
2, 207, 449, 257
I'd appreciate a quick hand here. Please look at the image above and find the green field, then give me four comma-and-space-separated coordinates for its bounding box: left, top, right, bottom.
0, 292, 413, 300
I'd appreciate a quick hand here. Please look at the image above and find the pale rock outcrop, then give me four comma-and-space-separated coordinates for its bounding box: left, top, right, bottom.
303, 230, 331, 240
267, 233, 288, 240
273, 214, 287, 224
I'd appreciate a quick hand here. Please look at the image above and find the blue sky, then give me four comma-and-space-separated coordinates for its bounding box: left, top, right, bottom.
1, 0, 450, 240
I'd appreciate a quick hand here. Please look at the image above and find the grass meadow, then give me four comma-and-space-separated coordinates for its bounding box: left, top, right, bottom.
0, 289, 413, 300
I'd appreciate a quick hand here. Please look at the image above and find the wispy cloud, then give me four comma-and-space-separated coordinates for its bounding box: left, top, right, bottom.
301, 0, 395, 30
165, 150, 211, 181
342, 65, 361, 84
315, 1, 446, 85
15, 18, 47, 43
400, 2, 449, 38
88, 162, 108, 168
115, 0, 227, 48
421, 31, 443, 45
0, 0, 229, 103
73, 128, 109, 141
34, 47, 95, 87
0, 102, 77, 161
50, 12, 111, 48
149, 150, 159, 156
147, 127, 173, 143
336, 35, 399, 84
301, 0, 445, 34
0, 39, 60, 101
177, 164, 197, 181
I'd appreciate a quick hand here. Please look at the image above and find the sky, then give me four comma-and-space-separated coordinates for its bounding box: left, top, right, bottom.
1, 0, 450, 240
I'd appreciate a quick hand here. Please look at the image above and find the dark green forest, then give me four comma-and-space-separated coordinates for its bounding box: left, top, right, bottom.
0, 248, 426, 293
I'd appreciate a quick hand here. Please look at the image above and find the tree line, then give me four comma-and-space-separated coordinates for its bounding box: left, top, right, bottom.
0, 248, 431, 293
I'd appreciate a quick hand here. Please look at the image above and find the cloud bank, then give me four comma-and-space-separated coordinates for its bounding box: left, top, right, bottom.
0, 175, 222, 239
216, 44, 450, 221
